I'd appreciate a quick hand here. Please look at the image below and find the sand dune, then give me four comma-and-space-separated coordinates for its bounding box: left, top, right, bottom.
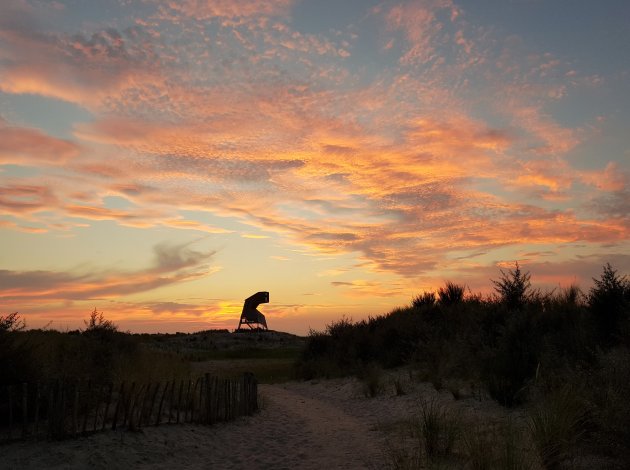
1, 375, 511, 469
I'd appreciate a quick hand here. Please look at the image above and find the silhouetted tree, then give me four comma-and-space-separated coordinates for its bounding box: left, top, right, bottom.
0, 312, 36, 386
0, 312, 25, 332
83, 308, 118, 337
492, 262, 531, 310
588, 263, 630, 344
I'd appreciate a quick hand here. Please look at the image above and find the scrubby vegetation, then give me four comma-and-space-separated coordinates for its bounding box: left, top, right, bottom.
0, 312, 303, 388
0, 309, 190, 387
297, 263, 630, 467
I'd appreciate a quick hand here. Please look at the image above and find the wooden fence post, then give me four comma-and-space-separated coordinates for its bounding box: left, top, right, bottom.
168, 380, 175, 424
82, 380, 92, 435
147, 382, 159, 427
46, 381, 54, 438
111, 382, 125, 431
197, 378, 204, 424
92, 383, 104, 432
7, 385, 13, 441
21, 383, 28, 438
58, 380, 67, 438
156, 381, 168, 426
33, 382, 40, 438
176, 380, 183, 424
72, 380, 80, 437
102, 383, 113, 432
122, 382, 135, 428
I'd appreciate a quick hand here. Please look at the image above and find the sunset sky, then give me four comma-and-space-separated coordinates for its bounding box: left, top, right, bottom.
1, 0, 629, 335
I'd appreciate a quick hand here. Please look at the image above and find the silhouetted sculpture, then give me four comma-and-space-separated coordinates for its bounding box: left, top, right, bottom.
237, 291, 269, 330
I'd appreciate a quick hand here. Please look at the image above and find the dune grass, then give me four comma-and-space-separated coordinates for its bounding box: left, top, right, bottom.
298, 263, 630, 468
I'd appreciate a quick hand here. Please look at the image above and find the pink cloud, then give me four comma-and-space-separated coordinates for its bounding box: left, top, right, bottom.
0, 118, 80, 165
384, 0, 457, 65
581, 162, 627, 192
0, 183, 57, 214
164, 0, 293, 20
0, 12, 164, 109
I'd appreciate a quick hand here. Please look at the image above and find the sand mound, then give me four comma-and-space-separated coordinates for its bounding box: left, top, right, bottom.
1, 374, 513, 469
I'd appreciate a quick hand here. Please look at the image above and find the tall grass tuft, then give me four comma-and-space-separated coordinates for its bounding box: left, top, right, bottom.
360, 363, 384, 398
417, 399, 461, 461
437, 282, 465, 306
462, 423, 495, 470
528, 387, 587, 469
412, 291, 436, 309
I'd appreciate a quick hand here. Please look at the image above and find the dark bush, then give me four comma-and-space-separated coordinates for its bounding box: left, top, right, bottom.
0, 312, 38, 386
437, 282, 465, 306
491, 262, 532, 311
483, 308, 541, 406
588, 263, 630, 345
412, 291, 436, 308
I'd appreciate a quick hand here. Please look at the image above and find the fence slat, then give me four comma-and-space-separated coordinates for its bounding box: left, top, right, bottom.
122, 382, 135, 428
21, 383, 28, 438
168, 380, 175, 424
72, 381, 80, 437
82, 380, 91, 434
111, 382, 125, 430
176, 381, 183, 424
156, 381, 168, 426
33, 382, 40, 438
7, 385, 13, 441
102, 383, 113, 432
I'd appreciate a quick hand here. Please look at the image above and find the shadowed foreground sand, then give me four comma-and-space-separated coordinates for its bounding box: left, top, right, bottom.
1, 376, 507, 470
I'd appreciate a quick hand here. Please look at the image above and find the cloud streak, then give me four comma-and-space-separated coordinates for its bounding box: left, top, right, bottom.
0, 242, 217, 305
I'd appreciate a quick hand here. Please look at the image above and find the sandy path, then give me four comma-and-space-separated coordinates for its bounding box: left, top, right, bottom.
1, 381, 392, 470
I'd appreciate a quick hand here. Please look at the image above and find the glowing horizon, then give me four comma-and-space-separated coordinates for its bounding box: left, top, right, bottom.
1, 0, 629, 335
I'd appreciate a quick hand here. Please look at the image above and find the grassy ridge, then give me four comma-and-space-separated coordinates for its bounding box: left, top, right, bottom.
0, 311, 304, 388
0, 315, 191, 387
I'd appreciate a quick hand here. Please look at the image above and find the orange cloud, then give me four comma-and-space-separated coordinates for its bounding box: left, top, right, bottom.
581, 162, 627, 192
1, 0, 628, 318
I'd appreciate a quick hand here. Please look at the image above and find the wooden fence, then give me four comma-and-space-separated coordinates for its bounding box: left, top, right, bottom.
0, 372, 257, 443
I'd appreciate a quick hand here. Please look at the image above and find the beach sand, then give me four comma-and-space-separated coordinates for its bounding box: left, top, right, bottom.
1, 374, 515, 470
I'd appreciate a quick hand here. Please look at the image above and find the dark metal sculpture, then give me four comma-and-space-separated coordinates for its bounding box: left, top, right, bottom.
236, 291, 269, 330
